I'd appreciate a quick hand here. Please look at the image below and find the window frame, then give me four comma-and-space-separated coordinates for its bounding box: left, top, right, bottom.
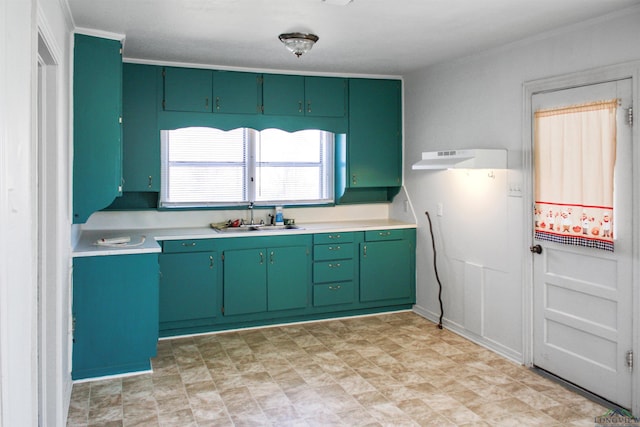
160, 127, 335, 208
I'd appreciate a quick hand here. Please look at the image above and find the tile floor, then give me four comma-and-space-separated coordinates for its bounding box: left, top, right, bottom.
66, 311, 608, 426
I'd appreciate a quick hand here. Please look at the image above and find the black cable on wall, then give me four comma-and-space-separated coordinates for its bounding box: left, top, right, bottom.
425, 211, 444, 329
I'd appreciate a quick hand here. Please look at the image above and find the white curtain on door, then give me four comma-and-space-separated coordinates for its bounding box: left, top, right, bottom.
534, 99, 617, 251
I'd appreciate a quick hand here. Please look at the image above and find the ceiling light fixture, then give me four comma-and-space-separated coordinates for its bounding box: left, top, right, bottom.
278, 32, 319, 58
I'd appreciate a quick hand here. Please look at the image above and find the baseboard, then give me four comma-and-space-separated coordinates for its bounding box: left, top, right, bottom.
412, 304, 523, 364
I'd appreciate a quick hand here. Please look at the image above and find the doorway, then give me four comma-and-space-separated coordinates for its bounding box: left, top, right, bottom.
37, 31, 60, 426
524, 68, 637, 413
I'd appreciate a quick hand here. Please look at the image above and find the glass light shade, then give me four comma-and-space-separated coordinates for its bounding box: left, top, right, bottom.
279, 33, 319, 57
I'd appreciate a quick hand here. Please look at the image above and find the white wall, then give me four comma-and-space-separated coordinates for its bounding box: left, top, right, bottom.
404, 6, 640, 361
0, 0, 73, 425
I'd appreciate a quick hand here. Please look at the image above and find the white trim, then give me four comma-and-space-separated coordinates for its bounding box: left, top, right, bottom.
412, 305, 523, 364
37, 5, 62, 64
57, 0, 76, 31
123, 57, 403, 80
73, 27, 125, 42
522, 60, 640, 415
0, 0, 7, 422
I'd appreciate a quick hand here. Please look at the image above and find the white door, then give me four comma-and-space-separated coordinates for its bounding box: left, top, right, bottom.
532, 79, 633, 408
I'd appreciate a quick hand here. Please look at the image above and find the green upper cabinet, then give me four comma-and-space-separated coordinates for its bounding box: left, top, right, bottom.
213, 71, 262, 114
163, 66, 213, 112
347, 78, 402, 188
122, 63, 159, 191
305, 76, 346, 117
73, 34, 123, 224
263, 74, 346, 117
262, 74, 304, 116
162, 67, 262, 114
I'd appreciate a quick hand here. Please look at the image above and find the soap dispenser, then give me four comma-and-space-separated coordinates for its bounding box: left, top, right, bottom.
275, 206, 284, 225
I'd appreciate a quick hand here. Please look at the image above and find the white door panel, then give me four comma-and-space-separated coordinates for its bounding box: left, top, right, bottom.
532, 79, 633, 408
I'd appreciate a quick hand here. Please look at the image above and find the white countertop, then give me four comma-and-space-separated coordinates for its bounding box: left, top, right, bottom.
72, 219, 416, 257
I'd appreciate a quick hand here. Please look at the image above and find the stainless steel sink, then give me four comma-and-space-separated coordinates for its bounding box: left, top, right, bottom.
213, 224, 303, 233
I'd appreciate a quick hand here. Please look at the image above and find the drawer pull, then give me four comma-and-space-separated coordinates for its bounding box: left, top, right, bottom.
328, 234, 341, 239
379, 231, 392, 236
328, 285, 342, 291
181, 242, 197, 247
328, 246, 341, 251
328, 263, 341, 268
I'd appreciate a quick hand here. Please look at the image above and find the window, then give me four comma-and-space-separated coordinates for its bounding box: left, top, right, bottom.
160, 127, 334, 207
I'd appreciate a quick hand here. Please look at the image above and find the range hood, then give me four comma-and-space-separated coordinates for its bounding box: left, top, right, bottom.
412, 149, 507, 170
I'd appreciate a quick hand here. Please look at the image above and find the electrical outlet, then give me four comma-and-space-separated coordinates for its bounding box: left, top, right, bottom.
508, 182, 522, 197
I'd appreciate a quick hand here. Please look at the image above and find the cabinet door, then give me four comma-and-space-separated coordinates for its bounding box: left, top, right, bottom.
163, 67, 213, 112
122, 63, 159, 191
214, 71, 261, 114
262, 74, 305, 116
72, 254, 158, 379
348, 79, 402, 188
223, 248, 267, 315
305, 77, 346, 117
73, 34, 123, 223
159, 251, 217, 324
360, 240, 411, 302
267, 246, 308, 311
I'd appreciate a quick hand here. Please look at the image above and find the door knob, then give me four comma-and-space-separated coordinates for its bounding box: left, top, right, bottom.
530, 244, 542, 254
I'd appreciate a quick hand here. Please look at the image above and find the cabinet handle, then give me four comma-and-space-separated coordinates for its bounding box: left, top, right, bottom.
209, 256, 214, 269
352, 174, 357, 185
307, 100, 312, 113
205, 97, 209, 109
328, 234, 341, 240
328, 246, 341, 251
148, 176, 153, 188
259, 251, 264, 264
216, 96, 220, 111
328, 285, 341, 291
379, 231, 392, 237
181, 242, 196, 247
363, 245, 367, 257
328, 263, 341, 268
298, 101, 303, 113
270, 251, 274, 264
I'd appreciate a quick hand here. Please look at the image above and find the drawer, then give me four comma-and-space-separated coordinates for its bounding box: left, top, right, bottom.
313, 232, 354, 245
313, 243, 354, 261
313, 281, 354, 307
162, 239, 217, 253
364, 229, 404, 242
313, 259, 354, 283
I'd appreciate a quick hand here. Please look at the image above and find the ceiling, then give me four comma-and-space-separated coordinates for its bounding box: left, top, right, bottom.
67, 0, 640, 76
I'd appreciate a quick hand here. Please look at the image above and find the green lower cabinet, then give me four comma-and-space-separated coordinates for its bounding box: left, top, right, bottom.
267, 245, 308, 311
313, 281, 354, 307
72, 254, 159, 380
223, 248, 268, 316
159, 251, 217, 329
360, 237, 413, 303
223, 245, 309, 316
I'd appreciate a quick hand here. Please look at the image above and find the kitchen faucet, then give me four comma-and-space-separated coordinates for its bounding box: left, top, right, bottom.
248, 202, 255, 225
